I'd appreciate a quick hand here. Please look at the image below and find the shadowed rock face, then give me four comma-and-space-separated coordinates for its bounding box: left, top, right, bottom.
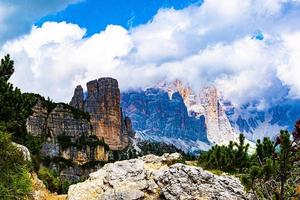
70, 85, 84, 111
122, 88, 208, 142
70, 78, 131, 150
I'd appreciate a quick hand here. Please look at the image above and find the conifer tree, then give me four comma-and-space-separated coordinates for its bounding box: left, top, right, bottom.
242, 121, 300, 199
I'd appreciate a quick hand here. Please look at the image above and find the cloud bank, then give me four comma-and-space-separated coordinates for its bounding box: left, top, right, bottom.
1, 0, 300, 107
0, 0, 81, 45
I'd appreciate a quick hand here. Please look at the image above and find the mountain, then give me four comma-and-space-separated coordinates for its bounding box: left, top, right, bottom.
224, 99, 300, 141
121, 80, 300, 153
121, 81, 238, 153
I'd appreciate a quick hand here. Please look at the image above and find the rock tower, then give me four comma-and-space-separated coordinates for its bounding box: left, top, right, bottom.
70, 78, 131, 150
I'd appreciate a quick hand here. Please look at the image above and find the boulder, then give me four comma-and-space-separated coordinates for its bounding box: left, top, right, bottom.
13, 142, 31, 161
67, 153, 252, 200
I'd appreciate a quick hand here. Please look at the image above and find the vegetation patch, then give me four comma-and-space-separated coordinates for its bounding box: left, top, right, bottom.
57, 132, 110, 151
57, 134, 73, 150
198, 125, 300, 199
37, 166, 76, 194
58, 103, 90, 121
77, 134, 110, 151
0, 127, 32, 199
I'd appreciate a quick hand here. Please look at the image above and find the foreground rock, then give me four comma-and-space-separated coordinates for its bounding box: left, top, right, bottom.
67, 153, 252, 200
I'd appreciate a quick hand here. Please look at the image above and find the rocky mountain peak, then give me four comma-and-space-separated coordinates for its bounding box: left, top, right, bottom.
197, 86, 236, 144
71, 77, 131, 150
167, 81, 236, 144
70, 85, 84, 111
169, 79, 193, 105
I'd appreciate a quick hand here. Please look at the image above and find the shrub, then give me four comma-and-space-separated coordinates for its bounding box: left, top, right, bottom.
57, 134, 72, 150
38, 167, 60, 193
241, 127, 300, 199
0, 129, 32, 199
198, 134, 250, 173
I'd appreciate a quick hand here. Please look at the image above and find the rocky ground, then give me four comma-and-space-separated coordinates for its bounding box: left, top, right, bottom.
31, 173, 67, 200
67, 153, 253, 200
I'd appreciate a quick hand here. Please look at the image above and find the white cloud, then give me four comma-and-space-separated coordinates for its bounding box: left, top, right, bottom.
277, 32, 300, 98
0, 0, 81, 45
1, 0, 300, 106
2, 22, 132, 101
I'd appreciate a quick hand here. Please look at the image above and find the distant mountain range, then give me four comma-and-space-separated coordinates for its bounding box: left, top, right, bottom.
224, 99, 300, 141
121, 80, 300, 153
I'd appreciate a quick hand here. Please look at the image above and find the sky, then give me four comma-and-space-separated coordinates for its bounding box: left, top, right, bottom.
0, 0, 300, 107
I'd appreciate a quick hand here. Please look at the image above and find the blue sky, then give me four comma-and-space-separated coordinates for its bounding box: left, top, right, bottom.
36, 0, 202, 37
1, 0, 300, 105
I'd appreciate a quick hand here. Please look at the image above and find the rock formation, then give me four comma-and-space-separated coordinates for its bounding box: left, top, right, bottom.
197, 86, 236, 144
169, 81, 236, 144
26, 99, 109, 165
27, 102, 91, 138
67, 153, 252, 200
70, 78, 131, 150
26, 101, 49, 136
60, 144, 107, 164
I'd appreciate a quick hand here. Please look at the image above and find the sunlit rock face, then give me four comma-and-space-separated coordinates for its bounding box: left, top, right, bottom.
70, 78, 132, 150
60, 145, 108, 164
196, 86, 236, 144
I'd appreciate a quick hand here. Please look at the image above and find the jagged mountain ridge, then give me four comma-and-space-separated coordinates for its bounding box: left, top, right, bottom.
121, 80, 300, 152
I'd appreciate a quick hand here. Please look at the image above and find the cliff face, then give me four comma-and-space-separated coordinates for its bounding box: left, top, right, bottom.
26, 100, 109, 164
60, 145, 107, 164
26, 101, 48, 136
169, 81, 236, 144
27, 102, 91, 138
70, 78, 131, 150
